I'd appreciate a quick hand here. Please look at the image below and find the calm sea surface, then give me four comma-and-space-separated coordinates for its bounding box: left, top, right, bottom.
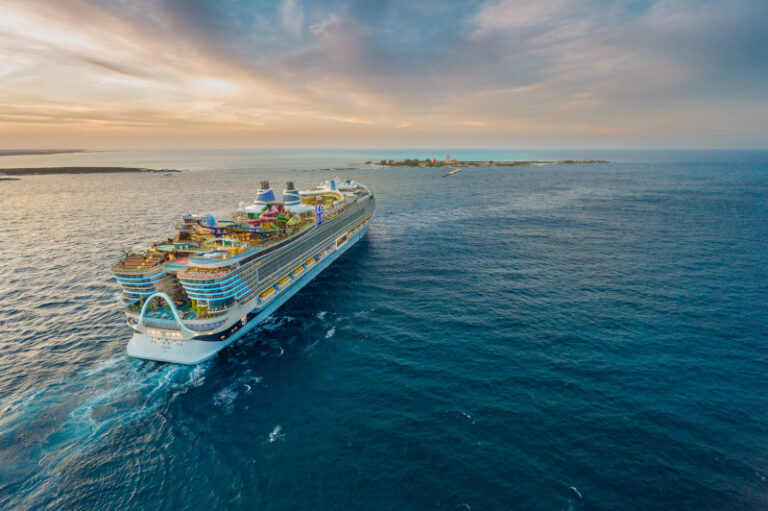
0, 149, 766, 510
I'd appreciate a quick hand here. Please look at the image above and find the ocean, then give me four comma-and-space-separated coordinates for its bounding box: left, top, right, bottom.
0, 149, 766, 510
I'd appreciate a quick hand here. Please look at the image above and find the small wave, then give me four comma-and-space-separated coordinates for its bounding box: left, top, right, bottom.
213, 386, 238, 411
188, 364, 207, 387
316, 311, 327, 320
0, 387, 48, 418
267, 425, 285, 443
78, 353, 125, 377
442, 410, 475, 425
259, 315, 294, 333
568, 486, 582, 499
243, 376, 263, 393
0, 357, 203, 492
325, 327, 336, 338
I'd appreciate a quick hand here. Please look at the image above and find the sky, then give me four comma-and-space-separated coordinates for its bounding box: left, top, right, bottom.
0, 0, 766, 149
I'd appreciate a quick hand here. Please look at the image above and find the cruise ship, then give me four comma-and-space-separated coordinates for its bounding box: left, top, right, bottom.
112, 179, 375, 364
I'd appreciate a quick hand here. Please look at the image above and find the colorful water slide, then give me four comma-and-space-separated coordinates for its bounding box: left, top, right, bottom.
247, 204, 283, 226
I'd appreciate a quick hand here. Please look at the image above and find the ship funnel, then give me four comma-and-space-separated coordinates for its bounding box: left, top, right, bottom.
283, 181, 300, 206
254, 180, 276, 208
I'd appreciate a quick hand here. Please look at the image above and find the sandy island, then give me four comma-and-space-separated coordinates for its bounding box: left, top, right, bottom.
0, 149, 91, 157
0, 167, 182, 177
367, 158, 610, 168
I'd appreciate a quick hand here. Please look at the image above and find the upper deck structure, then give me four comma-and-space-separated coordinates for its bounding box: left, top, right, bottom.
112, 179, 375, 363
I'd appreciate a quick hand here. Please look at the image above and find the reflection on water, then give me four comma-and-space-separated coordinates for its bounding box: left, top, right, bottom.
1, 150, 767, 510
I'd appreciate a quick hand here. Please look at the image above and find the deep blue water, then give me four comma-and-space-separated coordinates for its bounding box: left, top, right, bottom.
0, 150, 767, 510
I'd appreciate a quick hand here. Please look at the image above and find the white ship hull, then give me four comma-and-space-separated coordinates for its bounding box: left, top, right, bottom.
126, 222, 369, 364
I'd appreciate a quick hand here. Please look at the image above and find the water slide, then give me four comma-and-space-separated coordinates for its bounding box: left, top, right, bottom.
195, 218, 276, 236
247, 204, 287, 226
191, 204, 290, 236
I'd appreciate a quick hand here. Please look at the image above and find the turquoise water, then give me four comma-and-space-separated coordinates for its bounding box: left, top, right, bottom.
0, 150, 767, 509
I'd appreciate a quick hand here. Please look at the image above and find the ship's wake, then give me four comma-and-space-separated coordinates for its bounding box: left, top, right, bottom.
0, 314, 314, 507
0, 353, 208, 508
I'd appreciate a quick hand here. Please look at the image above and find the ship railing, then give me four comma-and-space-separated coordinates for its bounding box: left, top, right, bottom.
112, 265, 165, 274
177, 266, 234, 281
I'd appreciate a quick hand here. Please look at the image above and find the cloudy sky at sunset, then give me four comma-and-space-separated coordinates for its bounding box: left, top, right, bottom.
1, 0, 766, 149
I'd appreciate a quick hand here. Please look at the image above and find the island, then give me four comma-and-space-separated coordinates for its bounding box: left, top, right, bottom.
365, 158, 609, 167
0, 167, 182, 177
0, 149, 90, 157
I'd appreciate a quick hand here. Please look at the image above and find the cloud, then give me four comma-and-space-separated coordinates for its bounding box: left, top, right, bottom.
470, 0, 576, 34
309, 13, 341, 37
281, 0, 304, 38
0, 0, 766, 148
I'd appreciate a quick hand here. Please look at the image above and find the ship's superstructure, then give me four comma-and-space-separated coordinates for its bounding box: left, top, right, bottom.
112, 179, 375, 364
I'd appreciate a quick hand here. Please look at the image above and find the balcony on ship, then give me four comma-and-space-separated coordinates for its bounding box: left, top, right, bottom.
178, 269, 252, 317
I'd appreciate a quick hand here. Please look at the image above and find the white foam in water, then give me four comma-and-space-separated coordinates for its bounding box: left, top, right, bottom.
325, 326, 336, 338
188, 364, 207, 387
170, 363, 211, 400
213, 387, 238, 408
240, 371, 263, 393
0, 354, 207, 491
267, 425, 284, 443
51, 363, 190, 448
78, 353, 126, 377
260, 315, 293, 332
316, 311, 327, 320
0, 387, 48, 419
